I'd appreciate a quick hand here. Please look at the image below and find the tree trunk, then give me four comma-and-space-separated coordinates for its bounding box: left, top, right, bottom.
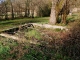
61, 13, 67, 24
49, 1, 57, 25
11, 6, 14, 19
25, 8, 27, 17
61, 0, 69, 24
5, 6, 8, 19
50, 7, 56, 24
25, 8, 30, 17
49, 0, 66, 25
27, 9, 30, 17
11, 2, 14, 19
4, 2, 8, 20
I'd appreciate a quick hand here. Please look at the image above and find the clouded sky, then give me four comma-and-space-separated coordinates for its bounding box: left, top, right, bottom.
0, 0, 4, 3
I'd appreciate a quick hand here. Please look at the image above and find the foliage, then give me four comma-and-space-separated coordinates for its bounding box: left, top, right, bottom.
0, 44, 10, 60
25, 29, 42, 40
54, 28, 62, 32
0, 36, 27, 60
0, 19, 80, 60
20, 47, 47, 60
0, 36, 16, 60
0, 45, 10, 54
61, 21, 80, 60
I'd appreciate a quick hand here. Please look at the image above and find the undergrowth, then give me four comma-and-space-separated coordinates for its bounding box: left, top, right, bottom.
25, 29, 42, 40
0, 20, 80, 60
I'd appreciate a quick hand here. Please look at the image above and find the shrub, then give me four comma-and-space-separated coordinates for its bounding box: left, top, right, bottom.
25, 29, 42, 40
66, 17, 75, 24
61, 20, 80, 60
0, 44, 10, 60
41, 20, 80, 60
20, 47, 47, 60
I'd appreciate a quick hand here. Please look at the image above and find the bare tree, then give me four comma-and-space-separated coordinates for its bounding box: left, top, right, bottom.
4, 1, 8, 19
10, 0, 14, 19
0, 0, 9, 19
23, 0, 30, 17
0, 1, 5, 19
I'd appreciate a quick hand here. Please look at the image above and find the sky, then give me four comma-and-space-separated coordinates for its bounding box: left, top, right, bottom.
0, 0, 4, 3
0, 0, 15, 3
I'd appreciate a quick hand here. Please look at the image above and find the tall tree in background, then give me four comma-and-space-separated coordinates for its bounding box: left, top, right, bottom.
24, 0, 30, 17
4, 1, 8, 19
0, 0, 9, 19
59, 0, 69, 24
35, 0, 51, 17
0, 0, 80, 20
50, 0, 66, 24
50, 0, 80, 24
49, 0, 57, 24
10, 0, 14, 19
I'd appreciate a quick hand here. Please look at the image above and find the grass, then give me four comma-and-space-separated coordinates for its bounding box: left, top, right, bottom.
56, 12, 80, 26
25, 29, 42, 40
20, 48, 47, 60
0, 13, 80, 60
0, 36, 18, 60
67, 12, 80, 22
0, 20, 80, 60
0, 17, 49, 32
0, 12, 80, 32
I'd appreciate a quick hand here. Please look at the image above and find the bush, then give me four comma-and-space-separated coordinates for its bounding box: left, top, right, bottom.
0, 44, 10, 60
42, 20, 80, 60
61, 21, 80, 60
20, 47, 47, 60
66, 17, 75, 24
0, 36, 26, 60
25, 29, 42, 40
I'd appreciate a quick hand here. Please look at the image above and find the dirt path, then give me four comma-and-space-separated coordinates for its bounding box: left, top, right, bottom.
32, 23, 67, 30
0, 23, 68, 44
0, 33, 19, 40
0, 33, 40, 44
